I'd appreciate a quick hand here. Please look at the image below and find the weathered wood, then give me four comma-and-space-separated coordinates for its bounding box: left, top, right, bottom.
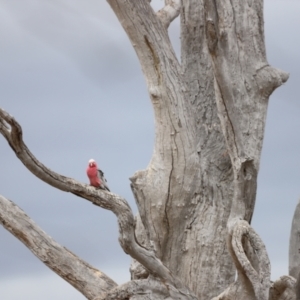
156, 0, 181, 28
107, 0, 288, 298
180, 1, 236, 296
96, 278, 170, 300
0, 195, 117, 300
0, 107, 196, 299
0, 0, 292, 299
107, 1, 205, 297
206, 0, 288, 226
129, 214, 149, 280
212, 220, 270, 300
289, 199, 300, 279
269, 276, 296, 300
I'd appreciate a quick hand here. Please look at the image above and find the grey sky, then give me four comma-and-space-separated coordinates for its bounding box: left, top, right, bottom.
0, 1, 299, 299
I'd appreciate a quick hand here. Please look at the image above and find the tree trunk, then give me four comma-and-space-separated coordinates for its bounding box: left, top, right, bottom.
109, 0, 288, 298
0, 1, 292, 299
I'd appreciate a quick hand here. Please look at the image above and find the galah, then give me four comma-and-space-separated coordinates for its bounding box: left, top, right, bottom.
86, 159, 110, 191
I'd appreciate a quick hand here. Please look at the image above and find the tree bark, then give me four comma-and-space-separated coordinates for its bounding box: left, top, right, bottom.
0, 0, 292, 299
0, 108, 195, 298
108, 0, 288, 298
290, 198, 300, 279
212, 220, 270, 300
269, 276, 296, 300
0, 195, 117, 300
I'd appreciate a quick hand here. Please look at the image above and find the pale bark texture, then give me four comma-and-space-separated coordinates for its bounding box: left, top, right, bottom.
269, 276, 297, 300
290, 199, 300, 279
0, 1, 294, 300
0, 195, 117, 300
108, 0, 287, 298
289, 199, 300, 299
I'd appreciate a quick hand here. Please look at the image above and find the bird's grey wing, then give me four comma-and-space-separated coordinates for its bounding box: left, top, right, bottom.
97, 169, 110, 191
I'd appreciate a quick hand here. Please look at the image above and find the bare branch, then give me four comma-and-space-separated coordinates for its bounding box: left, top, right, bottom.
96, 278, 170, 300
269, 276, 296, 300
0, 194, 117, 300
156, 0, 181, 29
213, 220, 270, 300
0, 107, 196, 299
130, 214, 149, 280
231, 221, 270, 299
106, 1, 192, 133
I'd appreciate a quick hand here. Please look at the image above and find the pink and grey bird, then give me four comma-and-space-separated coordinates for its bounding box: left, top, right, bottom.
86, 159, 110, 191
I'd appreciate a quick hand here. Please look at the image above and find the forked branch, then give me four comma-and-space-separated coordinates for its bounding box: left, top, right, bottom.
0, 107, 196, 300
0, 195, 117, 300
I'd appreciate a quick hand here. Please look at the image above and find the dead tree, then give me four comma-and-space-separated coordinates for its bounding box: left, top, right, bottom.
0, 1, 294, 299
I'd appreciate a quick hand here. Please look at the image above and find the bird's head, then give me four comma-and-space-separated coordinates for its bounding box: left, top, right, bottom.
88, 159, 97, 167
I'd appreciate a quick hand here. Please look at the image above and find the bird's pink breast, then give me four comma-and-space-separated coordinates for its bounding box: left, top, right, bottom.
87, 167, 101, 187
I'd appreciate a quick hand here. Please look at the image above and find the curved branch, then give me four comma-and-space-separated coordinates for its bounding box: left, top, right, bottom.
269, 276, 296, 300
156, 0, 181, 29
0, 194, 117, 300
231, 220, 270, 299
0, 107, 196, 299
130, 214, 149, 280
213, 220, 270, 300
96, 278, 170, 300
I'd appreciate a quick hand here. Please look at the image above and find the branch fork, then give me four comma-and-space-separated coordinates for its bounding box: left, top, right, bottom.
0, 107, 196, 300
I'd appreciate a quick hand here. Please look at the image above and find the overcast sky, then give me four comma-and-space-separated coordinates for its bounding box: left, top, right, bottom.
0, 1, 299, 299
